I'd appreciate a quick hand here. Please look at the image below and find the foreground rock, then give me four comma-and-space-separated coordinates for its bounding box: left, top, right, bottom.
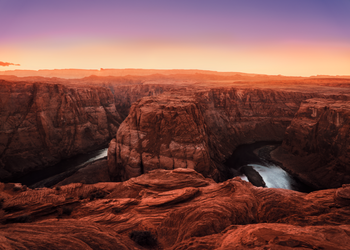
0, 80, 123, 181
240, 165, 266, 187
108, 88, 325, 182
1, 169, 350, 249
273, 98, 350, 189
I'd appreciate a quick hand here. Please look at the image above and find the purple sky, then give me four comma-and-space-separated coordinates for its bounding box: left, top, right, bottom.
1, 0, 349, 76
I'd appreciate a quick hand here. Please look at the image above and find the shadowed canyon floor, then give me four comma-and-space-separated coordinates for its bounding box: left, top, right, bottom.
1, 169, 350, 249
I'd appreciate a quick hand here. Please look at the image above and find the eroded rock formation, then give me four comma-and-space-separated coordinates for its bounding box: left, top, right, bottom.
273, 98, 350, 189
108, 88, 323, 182
1, 169, 350, 249
0, 80, 123, 181
108, 93, 215, 181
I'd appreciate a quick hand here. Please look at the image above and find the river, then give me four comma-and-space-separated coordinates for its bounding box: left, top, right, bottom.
15, 148, 108, 187
225, 141, 313, 192
16, 141, 312, 192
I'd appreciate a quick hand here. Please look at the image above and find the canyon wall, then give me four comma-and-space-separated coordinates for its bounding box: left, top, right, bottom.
108, 88, 322, 182
0, 80, 123, 181
273, 98, 350, 189
0, 78, 183, 183
194, 88, 319, 164
2, 76, 349, 189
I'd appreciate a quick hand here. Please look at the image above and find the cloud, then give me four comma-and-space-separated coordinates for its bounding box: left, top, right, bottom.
0, 61, 20, 67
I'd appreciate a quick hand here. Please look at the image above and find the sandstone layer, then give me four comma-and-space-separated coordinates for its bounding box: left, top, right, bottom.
2, 74, 349, 188
1, 169, 350, 249
108, 88, 325, 182
273, 98, 350, 189
108, 93, 215, 182
0, 80, 123, 181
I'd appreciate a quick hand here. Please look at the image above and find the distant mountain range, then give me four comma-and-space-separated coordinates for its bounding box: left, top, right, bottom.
0, 69, 349, 82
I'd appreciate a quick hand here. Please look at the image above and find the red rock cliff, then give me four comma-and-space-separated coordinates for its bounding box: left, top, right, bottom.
0, 80, 123, 181
273, 98, 350, 189
194, 88, 319, 163
108, 87, 321, 181
108, 93, 215, 182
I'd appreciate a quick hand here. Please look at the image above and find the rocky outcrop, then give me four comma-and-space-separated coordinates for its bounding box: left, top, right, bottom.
0, 80, 123, 181
108, 88, 322, 181
273, 98, 350, 189
108, 93, 215, 182
1, 169, 350, 249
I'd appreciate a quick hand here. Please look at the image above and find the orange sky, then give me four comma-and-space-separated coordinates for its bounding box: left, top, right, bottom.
1, 40, 349, 77
1, 0, 350, 77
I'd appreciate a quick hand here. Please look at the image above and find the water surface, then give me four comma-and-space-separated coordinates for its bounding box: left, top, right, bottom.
226, 141, 313, 192
16, 148, 108, 187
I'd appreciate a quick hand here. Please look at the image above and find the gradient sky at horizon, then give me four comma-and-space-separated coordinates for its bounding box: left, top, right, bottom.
0, 0, 349, 76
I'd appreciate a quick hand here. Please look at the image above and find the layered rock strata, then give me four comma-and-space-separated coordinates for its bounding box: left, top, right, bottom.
194, 88, 318, 164
0, 80, 123, 181
273, 98, 350, 189
1, 169, 350, 249
108, 88, 322, 181
108, 93, 215, 181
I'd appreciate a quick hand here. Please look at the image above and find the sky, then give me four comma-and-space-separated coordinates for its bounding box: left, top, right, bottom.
0, 0, 349, 76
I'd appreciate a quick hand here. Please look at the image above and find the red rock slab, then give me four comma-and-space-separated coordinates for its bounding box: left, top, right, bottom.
1, 170, 350, 249
216, 224, 350, 250
0, 221, 140, 250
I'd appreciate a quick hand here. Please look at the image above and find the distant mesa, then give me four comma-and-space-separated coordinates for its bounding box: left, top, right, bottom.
0, 61, 20, 67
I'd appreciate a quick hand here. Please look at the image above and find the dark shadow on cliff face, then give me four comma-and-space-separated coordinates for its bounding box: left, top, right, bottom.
13, 146, 108, 187
223, 141, 280, 184
225, 141, 281, 170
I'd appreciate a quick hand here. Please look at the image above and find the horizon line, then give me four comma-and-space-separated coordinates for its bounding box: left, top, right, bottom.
2, 67, 350, 78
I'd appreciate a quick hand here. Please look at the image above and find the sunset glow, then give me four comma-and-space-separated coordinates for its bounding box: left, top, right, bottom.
1, 0, 350, 76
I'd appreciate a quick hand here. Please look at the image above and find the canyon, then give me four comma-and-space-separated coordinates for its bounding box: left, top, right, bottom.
0, 78, 174, 182
0, 71, 350, 249
108, 84, 350, 188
